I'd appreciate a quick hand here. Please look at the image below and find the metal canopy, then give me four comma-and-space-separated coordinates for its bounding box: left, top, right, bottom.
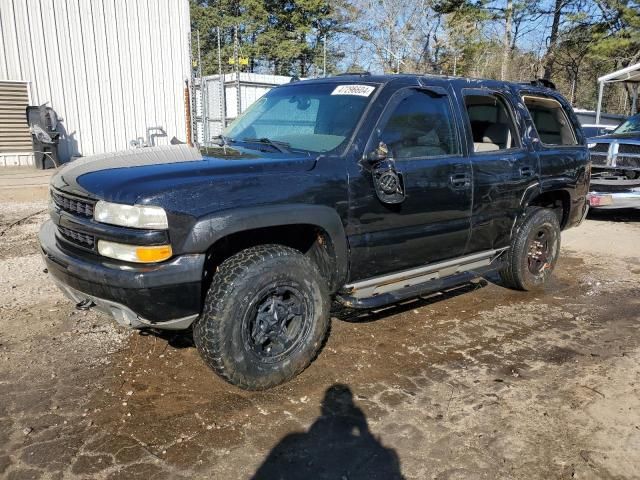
595, 62, 640, 123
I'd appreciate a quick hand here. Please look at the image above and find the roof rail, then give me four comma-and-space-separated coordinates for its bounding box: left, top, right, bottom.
524, 78, 556, 90
336, 72, 371, 77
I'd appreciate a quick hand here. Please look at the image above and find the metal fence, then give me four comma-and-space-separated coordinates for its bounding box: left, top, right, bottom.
194, 73, 293, 144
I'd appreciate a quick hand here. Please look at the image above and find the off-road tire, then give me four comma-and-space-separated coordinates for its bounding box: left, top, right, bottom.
500, 207, 561, 291
193, 244, 330, 390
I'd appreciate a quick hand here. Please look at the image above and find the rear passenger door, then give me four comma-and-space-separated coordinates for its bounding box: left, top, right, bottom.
459, 88, 539, 253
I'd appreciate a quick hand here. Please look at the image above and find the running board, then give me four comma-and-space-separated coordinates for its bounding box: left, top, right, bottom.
337, 248, 507, 309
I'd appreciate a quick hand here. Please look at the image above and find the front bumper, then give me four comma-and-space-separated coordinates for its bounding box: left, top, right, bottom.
39, 220, 205, 330
587, 190, 640, 209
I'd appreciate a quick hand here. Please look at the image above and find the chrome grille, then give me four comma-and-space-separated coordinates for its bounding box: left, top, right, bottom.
615, 156, 640, 169
58, 226, 95, 249
618, 144, 640, 155
589, 152, 607, 166
590, 143, 610, 153
51, 190, 94, 218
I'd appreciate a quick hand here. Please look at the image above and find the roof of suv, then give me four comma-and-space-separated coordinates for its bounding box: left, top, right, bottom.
295, 73, 557, 96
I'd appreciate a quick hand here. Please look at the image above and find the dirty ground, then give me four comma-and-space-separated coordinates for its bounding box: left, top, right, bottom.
0, 183, 639, 480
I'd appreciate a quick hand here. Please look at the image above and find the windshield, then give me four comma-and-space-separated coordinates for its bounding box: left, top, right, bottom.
613, 114, 640, 134
223, 83, 376, 153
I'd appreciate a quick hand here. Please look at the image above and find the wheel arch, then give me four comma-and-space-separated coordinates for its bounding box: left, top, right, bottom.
183, 205, 349, 293
526, 188, 571, 229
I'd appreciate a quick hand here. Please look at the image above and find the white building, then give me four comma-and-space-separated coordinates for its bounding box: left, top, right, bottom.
0, 0, 192, 167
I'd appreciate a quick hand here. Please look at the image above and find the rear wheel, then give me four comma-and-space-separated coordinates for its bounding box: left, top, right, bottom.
500, 208, 561, 291
193, 245, 330, 390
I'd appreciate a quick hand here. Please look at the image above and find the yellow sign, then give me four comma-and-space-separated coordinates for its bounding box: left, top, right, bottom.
228, 57, 249, 66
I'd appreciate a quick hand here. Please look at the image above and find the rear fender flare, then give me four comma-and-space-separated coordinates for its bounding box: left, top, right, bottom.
510, 182, 542, 239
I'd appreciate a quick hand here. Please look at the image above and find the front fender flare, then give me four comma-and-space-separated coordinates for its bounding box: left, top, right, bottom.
181, 204, 349, 289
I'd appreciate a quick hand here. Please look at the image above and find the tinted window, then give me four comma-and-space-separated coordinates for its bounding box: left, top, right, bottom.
379, 90, 459, 160
464, 94, 520, 152
523, 95, 578, 145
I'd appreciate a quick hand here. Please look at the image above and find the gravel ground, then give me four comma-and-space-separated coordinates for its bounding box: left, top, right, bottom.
0, 188, 639, 480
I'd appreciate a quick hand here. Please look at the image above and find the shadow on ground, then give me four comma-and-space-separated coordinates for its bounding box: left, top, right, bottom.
251, 384, 404, 480
587, 207, 640, 222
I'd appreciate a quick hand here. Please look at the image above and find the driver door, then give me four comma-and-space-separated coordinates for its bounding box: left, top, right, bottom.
347, 86, 473, 280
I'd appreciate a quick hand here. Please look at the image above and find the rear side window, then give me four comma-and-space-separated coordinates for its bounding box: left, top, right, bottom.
379, 90, 459, 160
464, 94, 520, 152
523, 95, 577, 146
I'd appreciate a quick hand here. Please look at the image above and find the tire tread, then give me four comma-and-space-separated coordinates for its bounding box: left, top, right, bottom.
193, 244, 329, 390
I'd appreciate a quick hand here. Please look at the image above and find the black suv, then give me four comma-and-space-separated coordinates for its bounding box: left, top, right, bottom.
40, 75, 589, 389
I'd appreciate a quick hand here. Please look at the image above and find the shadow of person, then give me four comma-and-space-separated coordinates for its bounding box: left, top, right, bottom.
252, 384, 404, 480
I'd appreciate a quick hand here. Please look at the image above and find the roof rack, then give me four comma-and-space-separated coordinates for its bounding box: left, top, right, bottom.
336, 72, 371, 77
524, 78, 557, 90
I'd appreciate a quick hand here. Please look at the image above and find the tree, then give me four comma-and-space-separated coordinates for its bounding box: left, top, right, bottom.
190, 0, 346, 76
542, 0, 564, 79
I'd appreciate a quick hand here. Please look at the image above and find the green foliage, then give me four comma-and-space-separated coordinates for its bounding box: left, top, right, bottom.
190, 0, 640, 113
190, 0, 346, 76
587, 1, 640, 61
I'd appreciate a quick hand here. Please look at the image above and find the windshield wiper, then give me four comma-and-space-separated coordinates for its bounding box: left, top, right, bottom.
241, 137, 291, 153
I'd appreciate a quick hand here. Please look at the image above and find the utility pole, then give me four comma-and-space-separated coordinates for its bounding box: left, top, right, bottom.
217, 27, 226, 129
234, 25, 241, 118
323, 35, 327, 77
501, 0, 513, 81
197, 30, 206, 143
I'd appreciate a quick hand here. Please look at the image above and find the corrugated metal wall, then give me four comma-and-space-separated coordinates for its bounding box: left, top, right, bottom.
0, 0, 191, 164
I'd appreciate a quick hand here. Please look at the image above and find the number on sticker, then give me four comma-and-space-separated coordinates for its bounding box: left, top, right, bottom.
331, 85, 375, 97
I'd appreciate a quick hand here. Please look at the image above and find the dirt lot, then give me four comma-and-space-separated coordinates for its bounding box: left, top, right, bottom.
0, 182, 639, 480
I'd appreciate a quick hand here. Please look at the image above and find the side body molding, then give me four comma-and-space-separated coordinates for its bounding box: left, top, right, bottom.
181, 204, 349, 290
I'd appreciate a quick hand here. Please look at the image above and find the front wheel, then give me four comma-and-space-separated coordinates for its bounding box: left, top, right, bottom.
500, 208, 561, 291
193, 245, 330, 390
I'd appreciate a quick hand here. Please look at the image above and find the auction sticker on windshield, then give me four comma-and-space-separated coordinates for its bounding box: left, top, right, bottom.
331, 84, 375, 97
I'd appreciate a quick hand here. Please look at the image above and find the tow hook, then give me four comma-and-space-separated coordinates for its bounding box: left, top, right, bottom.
75, 299, 95, 311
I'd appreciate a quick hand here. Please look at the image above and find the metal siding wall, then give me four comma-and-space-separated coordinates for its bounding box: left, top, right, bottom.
0, 0, 191, 163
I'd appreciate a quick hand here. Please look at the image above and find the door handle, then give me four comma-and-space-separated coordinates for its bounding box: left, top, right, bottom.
449, 173, 471, 189
520, 166, 534, 178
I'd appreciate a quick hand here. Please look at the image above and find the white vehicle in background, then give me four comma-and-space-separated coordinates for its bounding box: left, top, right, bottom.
574, 108, 626, 134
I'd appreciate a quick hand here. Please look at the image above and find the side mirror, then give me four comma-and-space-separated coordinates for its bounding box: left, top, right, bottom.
365, 141, 389, 164
365, 141, 406, 205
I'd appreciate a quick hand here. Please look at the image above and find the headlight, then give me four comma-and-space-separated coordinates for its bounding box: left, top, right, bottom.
94, 201, 168, 229
587, 143, 596, 149
98, 240, 173, 263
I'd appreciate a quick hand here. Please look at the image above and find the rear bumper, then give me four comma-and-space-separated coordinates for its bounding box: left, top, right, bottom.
587, 190, 640, 209
39, 220, 205, 329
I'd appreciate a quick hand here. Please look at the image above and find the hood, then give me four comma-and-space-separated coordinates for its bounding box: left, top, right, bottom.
591, 132, 640, 141
51, 144, 317, 204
